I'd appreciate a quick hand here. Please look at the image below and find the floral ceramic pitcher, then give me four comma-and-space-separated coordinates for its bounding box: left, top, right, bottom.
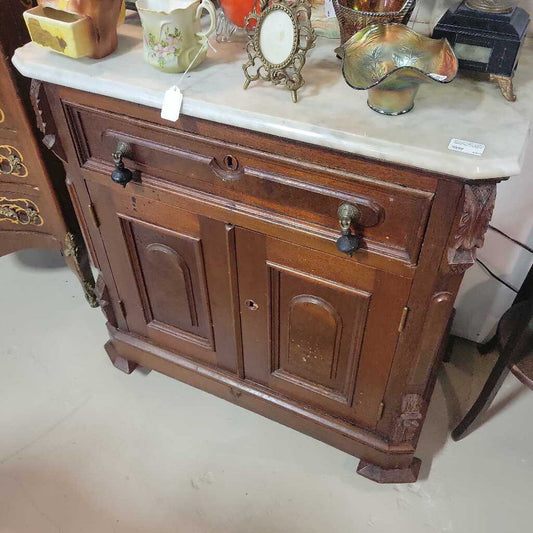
136, 0, 216, 73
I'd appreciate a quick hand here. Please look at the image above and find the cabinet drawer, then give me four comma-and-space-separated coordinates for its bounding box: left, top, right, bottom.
65, 102, 433, 265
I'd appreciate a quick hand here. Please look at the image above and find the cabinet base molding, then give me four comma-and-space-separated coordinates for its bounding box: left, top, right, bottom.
105, 325, 418, 476
356, 457, 421, 484
105, 340, 138, 374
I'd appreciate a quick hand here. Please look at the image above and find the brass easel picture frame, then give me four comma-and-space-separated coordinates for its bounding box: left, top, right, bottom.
242, 0, 316, 103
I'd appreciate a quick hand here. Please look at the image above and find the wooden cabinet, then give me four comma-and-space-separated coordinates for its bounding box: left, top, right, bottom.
0, 0, 94, 303
42, 83, 501, 484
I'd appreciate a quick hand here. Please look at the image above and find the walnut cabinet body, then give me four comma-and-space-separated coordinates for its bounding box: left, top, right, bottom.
42, 83, 500, 483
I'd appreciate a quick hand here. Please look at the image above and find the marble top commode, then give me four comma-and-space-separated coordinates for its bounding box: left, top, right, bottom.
12, 14, 533, 180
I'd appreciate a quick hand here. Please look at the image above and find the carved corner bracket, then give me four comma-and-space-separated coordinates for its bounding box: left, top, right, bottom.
392, 393, 426, 444
30, 79, 67, 162
447, 183, 496, 274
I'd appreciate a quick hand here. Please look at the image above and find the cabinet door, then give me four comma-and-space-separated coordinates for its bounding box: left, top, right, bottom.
235, 228, 412, 429
86, 182, 242, 373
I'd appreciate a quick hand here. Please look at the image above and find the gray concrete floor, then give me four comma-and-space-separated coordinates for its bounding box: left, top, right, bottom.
1, 250, 531, 533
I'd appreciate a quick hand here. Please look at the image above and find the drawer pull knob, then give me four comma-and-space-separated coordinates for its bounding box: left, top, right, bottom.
336, 203, 360, 257
0, 154, 22, 175
111, 141, 133, 188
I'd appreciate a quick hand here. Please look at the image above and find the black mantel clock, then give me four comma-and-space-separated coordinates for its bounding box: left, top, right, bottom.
432, 0, 529, 101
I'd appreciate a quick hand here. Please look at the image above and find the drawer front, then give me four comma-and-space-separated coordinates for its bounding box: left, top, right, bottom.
65, 102, 433, 265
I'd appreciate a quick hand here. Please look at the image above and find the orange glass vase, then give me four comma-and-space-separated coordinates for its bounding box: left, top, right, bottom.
219, 0, 256, 27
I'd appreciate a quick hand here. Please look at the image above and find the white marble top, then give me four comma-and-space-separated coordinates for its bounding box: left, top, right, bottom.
12, 14, 533, 180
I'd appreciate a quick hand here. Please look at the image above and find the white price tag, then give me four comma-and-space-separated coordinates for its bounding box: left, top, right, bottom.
448, 138, 485, 156
429, 73, 448, 82
161, 85, 183, 122
325, 0, 336, 18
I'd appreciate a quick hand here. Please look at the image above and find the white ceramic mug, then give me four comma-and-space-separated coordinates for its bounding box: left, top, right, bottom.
136, 0, 216, 73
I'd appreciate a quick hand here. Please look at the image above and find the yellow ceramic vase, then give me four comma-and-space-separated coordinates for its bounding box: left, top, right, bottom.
24, 0, 126, 59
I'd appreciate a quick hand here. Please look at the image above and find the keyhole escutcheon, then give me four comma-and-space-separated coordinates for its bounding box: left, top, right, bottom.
245, 299, 259, 311
224, 155, 239, 171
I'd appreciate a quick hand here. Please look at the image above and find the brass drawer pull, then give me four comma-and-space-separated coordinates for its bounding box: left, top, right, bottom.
111, 141, 133, 187
0, 197, 43, 226
0, 154, 21, 175
336, 203, 360, 257
0, 146, 28, 177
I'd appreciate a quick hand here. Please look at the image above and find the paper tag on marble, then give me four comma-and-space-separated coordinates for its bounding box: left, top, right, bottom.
161, 86, 183, 122
448, 138, 485, 156
324, 0, 336, 18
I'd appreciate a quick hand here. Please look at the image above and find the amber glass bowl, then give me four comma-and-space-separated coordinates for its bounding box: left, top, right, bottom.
332, 0, 416, 45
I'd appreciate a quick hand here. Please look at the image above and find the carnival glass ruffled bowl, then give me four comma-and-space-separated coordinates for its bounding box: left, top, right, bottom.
336, 24, 458, 115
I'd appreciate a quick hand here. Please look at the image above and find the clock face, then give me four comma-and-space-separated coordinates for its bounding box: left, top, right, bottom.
453, 42, 493, 64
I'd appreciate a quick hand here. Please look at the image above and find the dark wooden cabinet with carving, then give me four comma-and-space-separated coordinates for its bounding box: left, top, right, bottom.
39, 82, 501, 484
0, 0, 95, 303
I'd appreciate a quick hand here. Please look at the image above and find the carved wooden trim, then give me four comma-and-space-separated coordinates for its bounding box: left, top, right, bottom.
392, 393, 425, 443
447, 184, 496, 273
30, 79, 67, 160
30, 80, 47, 136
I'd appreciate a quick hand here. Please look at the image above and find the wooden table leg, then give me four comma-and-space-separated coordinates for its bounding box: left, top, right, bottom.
453, 301, 533, 441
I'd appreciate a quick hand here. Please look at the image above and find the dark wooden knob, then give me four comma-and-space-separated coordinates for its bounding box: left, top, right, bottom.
111, 161, 133, 187
111, 141, 133, 188
336, 233, 360, 257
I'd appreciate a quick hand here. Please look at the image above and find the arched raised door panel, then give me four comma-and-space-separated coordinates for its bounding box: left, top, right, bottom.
271, 267, 370, 407
122, 218, 215, 355
284, 295, 342, 387
144, 242, 199, 330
